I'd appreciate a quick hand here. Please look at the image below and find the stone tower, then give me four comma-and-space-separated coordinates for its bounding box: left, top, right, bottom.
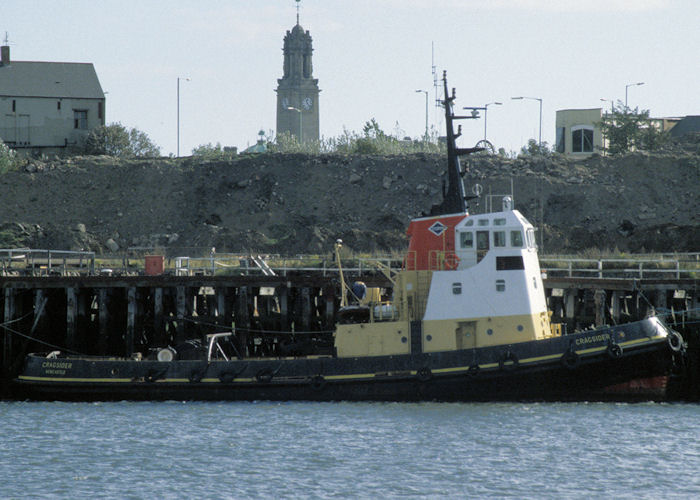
275, 10, 320, 143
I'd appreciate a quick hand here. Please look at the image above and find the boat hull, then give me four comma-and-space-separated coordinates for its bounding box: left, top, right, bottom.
14, 317, 684, 402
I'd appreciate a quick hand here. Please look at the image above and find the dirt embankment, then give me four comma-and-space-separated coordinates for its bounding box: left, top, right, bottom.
1, 147, 698, 256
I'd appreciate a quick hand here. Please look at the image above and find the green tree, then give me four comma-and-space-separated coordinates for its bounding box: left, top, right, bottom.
519, 139, 552, 157
83, 123, 161, 157
600, 103, 668, 155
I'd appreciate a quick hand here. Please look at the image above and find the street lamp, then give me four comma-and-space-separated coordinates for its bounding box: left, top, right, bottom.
287, 106, 302, 143
512, 96, 543, 146
625, 82, 644, 107
177, 77, 190, 157
415, 90, 429, 140
483, 102, 502, 142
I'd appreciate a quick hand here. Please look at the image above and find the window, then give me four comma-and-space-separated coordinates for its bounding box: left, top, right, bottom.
493, 231, 506, 247
452, 282, 462, 295
511, 230, 523, 247
494, 218, 506, 226
572, 126, 594, 153
460, 231, 473, 248
12, 100, 16, 112
496, 279, 505, 292
497, 256, 524, 270
478, 219, 489, 226
556, 126, 565, 153
476, 231, 490, 251
74, 110, 88, 129
464, 219, 474, 227
98, 101, 103, 120
57, 101, 61, 110
526, 228, 537, 249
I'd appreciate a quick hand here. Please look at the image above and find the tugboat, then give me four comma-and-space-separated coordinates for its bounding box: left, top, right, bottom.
15, 73, 685, 402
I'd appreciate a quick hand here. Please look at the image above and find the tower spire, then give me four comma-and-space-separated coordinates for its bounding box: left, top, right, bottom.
296, 0, 301, 25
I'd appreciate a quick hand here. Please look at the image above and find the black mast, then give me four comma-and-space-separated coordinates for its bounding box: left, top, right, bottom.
429, 71, 482, 216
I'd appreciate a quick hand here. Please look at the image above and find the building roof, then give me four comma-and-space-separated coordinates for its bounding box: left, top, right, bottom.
670, 115, 700, 137
0, 61, 105, 99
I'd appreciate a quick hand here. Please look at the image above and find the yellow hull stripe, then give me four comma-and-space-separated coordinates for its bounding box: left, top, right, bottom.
17, 336, 666, 385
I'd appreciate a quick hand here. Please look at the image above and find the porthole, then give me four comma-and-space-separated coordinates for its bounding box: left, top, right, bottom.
487, 329, 494, 336
517, 325, 524, 332
426, 335, 432, 341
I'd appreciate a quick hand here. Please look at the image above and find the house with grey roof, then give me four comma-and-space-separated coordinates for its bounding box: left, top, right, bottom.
0, 44, 105, 154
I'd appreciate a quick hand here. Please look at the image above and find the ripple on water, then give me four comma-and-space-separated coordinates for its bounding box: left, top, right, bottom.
1, 401, 700, 499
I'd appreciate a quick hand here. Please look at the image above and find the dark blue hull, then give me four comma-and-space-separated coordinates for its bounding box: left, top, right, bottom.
14, 317, 684, 402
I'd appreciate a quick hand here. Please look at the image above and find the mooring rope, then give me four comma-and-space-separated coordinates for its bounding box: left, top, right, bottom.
1, 323, 84, 355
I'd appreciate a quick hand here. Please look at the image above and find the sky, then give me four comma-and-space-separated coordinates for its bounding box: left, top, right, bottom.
3, 0, 699, 156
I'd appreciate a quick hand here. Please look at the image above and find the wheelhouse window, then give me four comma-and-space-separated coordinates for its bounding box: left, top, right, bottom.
526, 228, 537, 249
493, 231, 506, 247
478, 219, 489, 226
572, 126, 594, 153
74, 110, 88, 129
496, 279, 506, 292
494, 218, 506, 226
511, 230, 523, 247
460, 231, 473, 248
476, 231, 490, 251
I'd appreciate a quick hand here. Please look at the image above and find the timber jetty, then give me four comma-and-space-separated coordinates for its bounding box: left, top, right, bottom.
2, 251, 699, 400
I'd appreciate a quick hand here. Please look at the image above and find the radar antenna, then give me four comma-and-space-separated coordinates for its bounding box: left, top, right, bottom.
429, 71, 484, 216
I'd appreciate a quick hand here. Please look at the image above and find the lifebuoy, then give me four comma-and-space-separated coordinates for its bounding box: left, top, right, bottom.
499, 351, 519, 371
607, 343, 623, 359
145, 368, 166, 382
668, 331, 683, 352
189, 369, 204, 383
310, 375, 326, 390
416, 367, 433, 382
256, 369, 274, 383
561, 349, 580, 370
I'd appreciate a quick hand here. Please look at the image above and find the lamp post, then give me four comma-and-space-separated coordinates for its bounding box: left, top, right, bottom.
483, 101, 502, 142
287, 106, 302, 143
415, 89, 429, 140
511, 96, 542, 147
625, 82, 644, 108
177, 77, 190, 157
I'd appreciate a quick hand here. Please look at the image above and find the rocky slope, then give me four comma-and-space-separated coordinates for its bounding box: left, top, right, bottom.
1, 144, 698, 257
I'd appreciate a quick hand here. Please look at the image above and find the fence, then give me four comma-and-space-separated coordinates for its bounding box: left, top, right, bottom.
0, 248, 95, 276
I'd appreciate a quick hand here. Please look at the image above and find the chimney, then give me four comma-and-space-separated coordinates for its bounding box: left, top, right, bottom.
1, 45, 9, 66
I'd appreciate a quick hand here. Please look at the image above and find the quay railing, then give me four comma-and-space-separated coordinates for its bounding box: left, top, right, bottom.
2, 247, 698, 281
0, 248, 96, 276
539, 254, 699, 280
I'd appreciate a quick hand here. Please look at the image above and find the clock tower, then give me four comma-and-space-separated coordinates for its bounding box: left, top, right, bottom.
275, 5, 320, 143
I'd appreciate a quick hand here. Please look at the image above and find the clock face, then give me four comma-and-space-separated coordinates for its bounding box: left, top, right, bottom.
302, 97, 312, 110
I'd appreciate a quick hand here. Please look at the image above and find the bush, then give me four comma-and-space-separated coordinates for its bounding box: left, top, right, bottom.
270, 120, 446, 155
191, 142, 235, 160
0, 141, 18, 174
83, 123, 161, 157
